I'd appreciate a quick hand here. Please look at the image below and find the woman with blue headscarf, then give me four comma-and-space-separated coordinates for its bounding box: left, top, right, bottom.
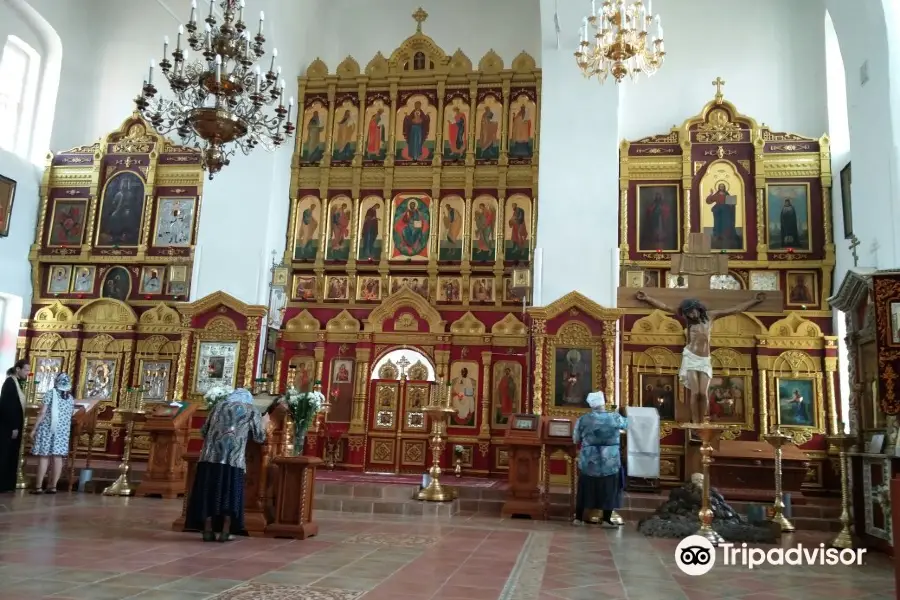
572, 391, 627, 527
185, 388, 268, 542
29, 372, 75, 494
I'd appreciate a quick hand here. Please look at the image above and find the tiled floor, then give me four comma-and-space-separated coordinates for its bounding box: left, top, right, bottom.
0, 492, 892, 600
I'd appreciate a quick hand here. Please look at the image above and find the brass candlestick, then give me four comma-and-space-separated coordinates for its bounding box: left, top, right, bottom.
683, 422, 728, 545
417, 380, 457, 502
15, 377, 39, 489
764, 430, 795, 533
826, 434, 856, 549
103, 387, 146, 497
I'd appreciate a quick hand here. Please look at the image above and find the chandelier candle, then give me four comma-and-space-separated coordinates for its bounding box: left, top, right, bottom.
136, 0, 294, 177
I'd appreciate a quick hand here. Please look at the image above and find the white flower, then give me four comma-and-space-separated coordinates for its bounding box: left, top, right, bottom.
204, 385, 234, 405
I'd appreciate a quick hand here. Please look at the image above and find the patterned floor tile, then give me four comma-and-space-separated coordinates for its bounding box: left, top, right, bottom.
212, 583, 365, 599
342, 533, 439, 548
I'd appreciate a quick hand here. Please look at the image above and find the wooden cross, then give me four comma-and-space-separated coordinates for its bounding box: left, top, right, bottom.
712, 77, 726, 103
848, 235, 861, 267
617, 232, 784, 313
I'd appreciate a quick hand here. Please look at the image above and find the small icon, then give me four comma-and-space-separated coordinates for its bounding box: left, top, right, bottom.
675, 535, 716, 576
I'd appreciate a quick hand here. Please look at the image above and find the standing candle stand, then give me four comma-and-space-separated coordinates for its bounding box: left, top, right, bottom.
826, 433, 856, 548
15, 374, 38, 489
318, 393, 336, 469
764, 430, 795, 533
103, 386, 146, 496
417, 379, 457, 502
683, 422, 728, 545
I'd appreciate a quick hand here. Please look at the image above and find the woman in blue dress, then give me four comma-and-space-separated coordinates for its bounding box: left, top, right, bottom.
29, 372, 75, 494
572, 391, 627, 527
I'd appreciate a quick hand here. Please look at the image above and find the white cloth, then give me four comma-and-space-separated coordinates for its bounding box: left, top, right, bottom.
586, 391, 605, 409
679, 348, 713, 391
626, 406, 660, 478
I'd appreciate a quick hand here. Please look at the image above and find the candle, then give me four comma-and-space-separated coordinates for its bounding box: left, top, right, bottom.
591, 0, 596, 16
647, 0, 652, 16
258, 10, 265, 35
163, 35, 168, 59
288, 96, 294, 121
238, 0, 245, 22
279, 78, 285, 104
215, 54, 221, 85
269, 47, 277, 72
148, 59, 155, 85
582, 17, 588, 42
189, 0, 196, 22
254, 65, 261, 92
620, 2, 625, 26
208, 0, 214, 19
176, 24, 183, 51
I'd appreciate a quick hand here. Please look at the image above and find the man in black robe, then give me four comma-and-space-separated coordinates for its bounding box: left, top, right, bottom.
0, 360, 29, 492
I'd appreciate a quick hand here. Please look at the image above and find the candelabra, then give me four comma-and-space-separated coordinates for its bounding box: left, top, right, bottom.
418, 379, 458, 502
15, 375, 38, 489
575, 0, 665, 84
134, 0, 295, 178
684, 422, 727, 545
826, 434, 856, 548
103, 387, 147, 496
764, 430, 795, 533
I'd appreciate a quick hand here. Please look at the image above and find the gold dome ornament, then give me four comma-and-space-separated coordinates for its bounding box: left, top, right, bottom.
134, 0, 295, 178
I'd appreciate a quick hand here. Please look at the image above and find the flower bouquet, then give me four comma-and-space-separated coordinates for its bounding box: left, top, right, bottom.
284, 387, 326, 455
203, 385, 234, 414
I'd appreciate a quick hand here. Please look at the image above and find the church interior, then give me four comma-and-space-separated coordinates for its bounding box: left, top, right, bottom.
0, 0, 898, 598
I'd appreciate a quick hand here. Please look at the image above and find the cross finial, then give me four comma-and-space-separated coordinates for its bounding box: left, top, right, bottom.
848, 235, 861, 267
712, 77, 726, 103
412, 7, 428, 32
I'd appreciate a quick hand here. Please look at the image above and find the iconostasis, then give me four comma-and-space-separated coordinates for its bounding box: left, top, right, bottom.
276, 12, 540, 475
17, 113, 211, 460
618, 85, 839, 490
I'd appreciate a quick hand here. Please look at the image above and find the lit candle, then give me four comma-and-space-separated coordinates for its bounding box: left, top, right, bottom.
279, 78, 285, 104
148, 59, 155, 85
288, 96, 294, 121
176, 24, 183, 51
189, 0, 196, 23
269, 47, 277, 73
276, 65, 282, 77
215, 53, 222, 85
258, 10, 265, 35
163, 35, 169, 60
591, 0, 596, 16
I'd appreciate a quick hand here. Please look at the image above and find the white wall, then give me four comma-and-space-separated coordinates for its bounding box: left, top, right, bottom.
0, 152, 39, 306
619, 0, 828, 141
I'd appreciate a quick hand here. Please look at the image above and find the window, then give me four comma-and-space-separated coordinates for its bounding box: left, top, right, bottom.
0, 35, 40, 158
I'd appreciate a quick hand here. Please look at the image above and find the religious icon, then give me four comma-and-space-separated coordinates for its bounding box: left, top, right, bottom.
640, 373, 676, 421
390, 276, 428, 299
449, 361, 479, 428
328, 358, 355, 422
70, 266, 96, 294
357, 196, 383, 261
470, 277, 494, 303
767, 184, 811, 252
357, 276, 382, 301
139, 267, 163, 295
395, 94, 436, 162
47, 199, 87, 246
300, 100, 327, 163
637, 185, 680, 252
140, 359, 171, 402
0, 174, 15, 238
325, 197, 352, 261
504, 195, 530, 261
291, 358, 314, 393
166, 281, 188, 296
471, 195, 497, 262
785, 270, 817, 307
625, 271, 644, 289
502, 277, 521, 302
892, 302, 900, 345
390, 194, 431, 261
324, 276, 350, 301
363, 98, 389, 162
293, 196, 321, 261
776, 377, 815, 427
443, 96, 469, 161
331, 99, 358, 162
707, 376, 748, 424
665, 272, 688, 289
492, 361, 522, 427
169, 265, 188, 283
101, 266, 131, 301
643, 271, 660, 288
268, 286, 287, 329
699, 161, 745, 251
96, 171, 145, 246
711, 274, 741, 290
438, 196, 464, 261
294, 275, 316, 300
508, 94, 535, 160
33, 357, 63, 395
82, 358, 117, 401
153, 197, 195, 247
46, 265, 72, 295
194, 341, 239, 394
437, 277, 462, 302
554, 347, 593, 407
475, 94, 501, 161
749, 271, 779, 291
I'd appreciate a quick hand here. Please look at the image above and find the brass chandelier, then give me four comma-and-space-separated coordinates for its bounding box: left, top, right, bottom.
575, 0, 665, 84
135, 0, 295, 178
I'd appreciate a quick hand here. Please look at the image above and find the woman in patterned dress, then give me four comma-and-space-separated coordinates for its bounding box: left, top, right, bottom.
29, 372, 75, 494
185, 388, 268, 542
572, 391, 627, 527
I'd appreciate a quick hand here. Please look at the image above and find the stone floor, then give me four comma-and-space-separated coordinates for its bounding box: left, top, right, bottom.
0, 493, 893, 600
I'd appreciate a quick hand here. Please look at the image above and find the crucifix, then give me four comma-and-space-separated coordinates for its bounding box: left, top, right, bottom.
848, 235, 860, 268
617, 232, 784, 425
712, 77, 726, 103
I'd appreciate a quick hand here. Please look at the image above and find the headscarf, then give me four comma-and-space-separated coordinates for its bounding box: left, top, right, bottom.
50, 373, 72, 434
227, 388, 254, 405
587, 391, 606, 410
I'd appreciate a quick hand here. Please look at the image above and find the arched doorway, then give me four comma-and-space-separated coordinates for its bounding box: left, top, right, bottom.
365, 346, 435, 473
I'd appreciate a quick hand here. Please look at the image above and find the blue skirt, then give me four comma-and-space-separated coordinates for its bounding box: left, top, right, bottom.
184, 462, 246, 535
577, 470, 623, 511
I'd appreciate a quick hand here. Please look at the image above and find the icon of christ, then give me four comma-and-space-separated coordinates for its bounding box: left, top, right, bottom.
392, 197, 430, 258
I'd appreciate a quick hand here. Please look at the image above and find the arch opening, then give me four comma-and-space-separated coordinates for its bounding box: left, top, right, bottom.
371, 347, 436, 381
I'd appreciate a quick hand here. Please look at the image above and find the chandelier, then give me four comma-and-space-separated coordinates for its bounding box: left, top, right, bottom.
134, 0, 295, 178
575, 0, 665, 84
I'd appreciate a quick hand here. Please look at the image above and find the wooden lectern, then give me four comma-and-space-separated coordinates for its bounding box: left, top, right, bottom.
173, 402, 289, 536
137, 401, 198, 498
543, 417, 577, 520
65, 398, 103, 490
501, 413, 544, 519
266, 455, 322, 539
